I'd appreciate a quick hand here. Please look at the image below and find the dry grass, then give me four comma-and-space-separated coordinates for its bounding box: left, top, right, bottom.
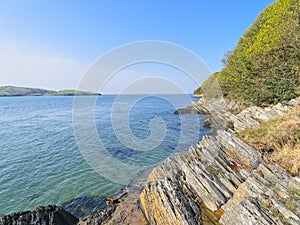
200, 204, 222, 225
239, 105, 300, 176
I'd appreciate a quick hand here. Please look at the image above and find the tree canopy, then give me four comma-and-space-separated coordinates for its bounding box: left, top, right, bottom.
196, 0, 299, 106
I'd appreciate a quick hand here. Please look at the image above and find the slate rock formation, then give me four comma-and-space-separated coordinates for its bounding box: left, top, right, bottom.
78, 97, 300, 225
1, 205, 78, 225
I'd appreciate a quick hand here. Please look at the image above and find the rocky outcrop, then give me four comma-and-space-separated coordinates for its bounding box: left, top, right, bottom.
77, 97, 299, 225
137, 97, 300, 225
193, 94, 202, 98
77, 204, 117, 225
78, 186, 148, 225
140, 129, 300, 225
174, 104, 202, 114
1, 205, 78, 225
230, 97, 300, 131
192, 97, 300, 132
61, 195, 107, 218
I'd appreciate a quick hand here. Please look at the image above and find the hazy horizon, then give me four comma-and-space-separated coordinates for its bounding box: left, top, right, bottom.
0, 1, 275, 94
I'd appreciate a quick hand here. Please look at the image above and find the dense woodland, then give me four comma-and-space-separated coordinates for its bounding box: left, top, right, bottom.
195, 0, 299, 106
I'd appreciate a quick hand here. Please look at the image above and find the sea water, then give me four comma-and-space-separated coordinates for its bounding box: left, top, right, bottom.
0, 95, 209, 216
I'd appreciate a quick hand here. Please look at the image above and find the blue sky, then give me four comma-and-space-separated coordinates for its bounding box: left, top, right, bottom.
0, 0, 275, 93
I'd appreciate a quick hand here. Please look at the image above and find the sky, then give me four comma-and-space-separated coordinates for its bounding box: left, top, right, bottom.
0, 0, 275, 94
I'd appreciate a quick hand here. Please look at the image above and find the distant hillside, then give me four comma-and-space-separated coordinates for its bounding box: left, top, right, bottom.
0, 86, 99, 97
196, 0, 300, 106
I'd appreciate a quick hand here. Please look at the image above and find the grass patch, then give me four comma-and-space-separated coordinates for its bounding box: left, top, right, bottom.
239, 104, 300, 176
262, 199, 272, 208
292, 189, 300, 196
286, 201, 297, 211
288, 189, 300, 199
200, 204, 222, 225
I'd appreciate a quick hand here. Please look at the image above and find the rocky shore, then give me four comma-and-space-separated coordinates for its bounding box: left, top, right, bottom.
2, 97, 300, 225
139, 97, 300, 225
0, 206, 78, 225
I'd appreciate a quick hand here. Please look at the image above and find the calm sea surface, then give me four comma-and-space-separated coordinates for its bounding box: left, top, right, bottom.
0, 95, 209, 216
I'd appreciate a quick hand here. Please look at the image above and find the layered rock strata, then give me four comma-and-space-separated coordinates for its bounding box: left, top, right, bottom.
88, 97, 300, 225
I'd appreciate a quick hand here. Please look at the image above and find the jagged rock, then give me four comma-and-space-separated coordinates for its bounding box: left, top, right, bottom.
1, 205, 78, 225
76, 96, 299, 225
78, 186, 148, 225
232, 97, 300, 131
193, 94, 202, 98
174, 104, 201, 114
62, 196, 106, 218
220, 164, 300, 225
203, 116, 211, 128
139, 130, 300, 225
78, 205, 117, 225
181, 96, 300, 132
138, 97, 300, 225
105, 187, 129, 205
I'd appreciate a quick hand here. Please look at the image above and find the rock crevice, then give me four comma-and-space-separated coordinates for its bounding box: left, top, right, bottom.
139, 97, 300, 225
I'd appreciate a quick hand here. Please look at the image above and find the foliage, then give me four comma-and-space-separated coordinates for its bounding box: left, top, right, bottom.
239, 105, 300, 176
0, 86, 52, 96
52, 90, 94, 96
0, 86, 98, 96
194, 72, 223, 99
196, 0, 300, 106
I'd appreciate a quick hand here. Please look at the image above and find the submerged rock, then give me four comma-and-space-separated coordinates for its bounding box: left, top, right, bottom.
62, 196, 106, 218
78, 186, 148, 225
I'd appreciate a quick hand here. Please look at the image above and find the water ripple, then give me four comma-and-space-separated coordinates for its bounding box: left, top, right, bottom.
0, 95, 208, 215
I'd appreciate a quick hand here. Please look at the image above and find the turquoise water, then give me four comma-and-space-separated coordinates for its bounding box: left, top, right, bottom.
0, 95, 208, 216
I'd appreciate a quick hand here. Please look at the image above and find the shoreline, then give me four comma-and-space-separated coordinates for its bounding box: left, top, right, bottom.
2, 97, 300, 225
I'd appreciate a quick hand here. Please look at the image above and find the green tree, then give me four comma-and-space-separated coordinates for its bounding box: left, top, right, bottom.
196, 0, 300, 106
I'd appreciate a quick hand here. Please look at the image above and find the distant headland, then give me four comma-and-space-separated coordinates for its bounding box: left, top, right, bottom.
0, 86, 100, 97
